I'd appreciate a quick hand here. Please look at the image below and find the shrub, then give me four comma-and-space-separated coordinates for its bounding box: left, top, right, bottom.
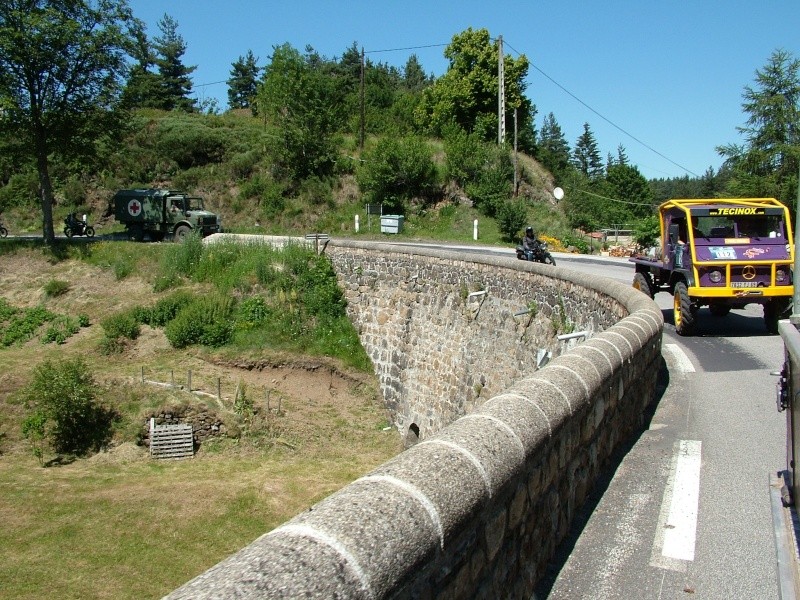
20, 357, 114, 456
2, 306, 55, 346
101, 311, 140, 340
41, 315, 80, 344
164, 294, 234, 349
356, 136, 439, 211
62, 176, 86, 205
143, 290, 194, 326
495, 198, 529, 242
155, 116, 229, 169
43, 279, 70, 298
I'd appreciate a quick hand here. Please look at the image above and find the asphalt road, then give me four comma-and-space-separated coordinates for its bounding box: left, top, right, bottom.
530, 254, 788, 600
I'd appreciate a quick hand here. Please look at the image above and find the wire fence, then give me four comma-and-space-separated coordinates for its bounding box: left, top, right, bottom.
137, 366, 283, 414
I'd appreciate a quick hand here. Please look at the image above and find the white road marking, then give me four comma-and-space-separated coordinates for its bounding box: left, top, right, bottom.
651, 440, 702, 571
663, 343, 696, 373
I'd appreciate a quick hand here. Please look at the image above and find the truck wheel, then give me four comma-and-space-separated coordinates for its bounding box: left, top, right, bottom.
174, 225, 191, 242
764, 299, 792, 334
128, 226, 144, 242
673, 282, 696, 336
632, 272, 654, 298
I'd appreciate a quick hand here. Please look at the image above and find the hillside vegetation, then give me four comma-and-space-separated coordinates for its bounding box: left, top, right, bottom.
0, 237, 402, 599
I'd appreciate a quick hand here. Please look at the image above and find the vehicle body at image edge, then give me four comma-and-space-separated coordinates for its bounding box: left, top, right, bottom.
630, 197, 794, 335
112, 188, 223, 242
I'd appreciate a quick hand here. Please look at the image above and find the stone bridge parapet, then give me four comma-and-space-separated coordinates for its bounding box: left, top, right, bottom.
167, 238, 664, 599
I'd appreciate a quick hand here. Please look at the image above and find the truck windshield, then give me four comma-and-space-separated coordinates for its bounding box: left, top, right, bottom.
186, 197, 205, 211
694, 215, 784, 240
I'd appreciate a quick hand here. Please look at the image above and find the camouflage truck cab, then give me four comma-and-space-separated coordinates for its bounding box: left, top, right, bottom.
112, 189, 223, 242
630, 198, 794, 335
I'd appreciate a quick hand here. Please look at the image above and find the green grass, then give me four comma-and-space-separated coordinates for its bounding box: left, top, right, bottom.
0, 241, 401, 599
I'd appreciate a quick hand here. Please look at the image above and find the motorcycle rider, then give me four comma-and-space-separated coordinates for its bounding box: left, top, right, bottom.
522, 226, 539, 260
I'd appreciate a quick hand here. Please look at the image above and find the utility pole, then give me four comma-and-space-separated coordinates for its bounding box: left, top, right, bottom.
359, 47, 365, 150
513, 108, 518, 196
497, 35, 505, 145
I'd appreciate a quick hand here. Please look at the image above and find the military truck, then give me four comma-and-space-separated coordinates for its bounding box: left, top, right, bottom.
112, 189, 223, 242
630, 198, 794, 335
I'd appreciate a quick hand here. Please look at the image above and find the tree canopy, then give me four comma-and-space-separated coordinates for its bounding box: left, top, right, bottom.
0, 0, 136, 242
717, 48, 800, 207
415, 28, 533, 151
227, 50, 261, 111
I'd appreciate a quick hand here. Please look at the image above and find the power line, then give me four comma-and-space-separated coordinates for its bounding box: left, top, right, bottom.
365, 43, 449, 55
502, 40, 700, 178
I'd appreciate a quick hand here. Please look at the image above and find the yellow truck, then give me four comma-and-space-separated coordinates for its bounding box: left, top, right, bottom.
630, 198, 794, 335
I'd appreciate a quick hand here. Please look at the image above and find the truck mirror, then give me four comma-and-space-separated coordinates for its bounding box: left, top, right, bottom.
668, 223, 680, 244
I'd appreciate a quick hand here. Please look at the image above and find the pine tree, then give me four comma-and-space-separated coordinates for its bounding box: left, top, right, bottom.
537, 112, 571, 177
572, 122, 603, 179
153, 14, 196, 112
717, 49, 800, 204
228, 50, 261, 111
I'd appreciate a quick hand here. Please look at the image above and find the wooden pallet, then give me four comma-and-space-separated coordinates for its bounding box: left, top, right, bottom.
149, 419, 194, 459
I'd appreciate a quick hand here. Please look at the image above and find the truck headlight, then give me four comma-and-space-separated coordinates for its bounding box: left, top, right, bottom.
709, 270, 722, 283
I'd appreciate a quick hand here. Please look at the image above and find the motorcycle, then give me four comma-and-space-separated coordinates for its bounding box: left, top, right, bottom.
63, 213, 94, 238
516, 239, 556, 265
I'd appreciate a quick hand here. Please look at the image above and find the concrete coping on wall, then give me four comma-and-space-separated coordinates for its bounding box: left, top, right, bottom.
166, 236, 664, 599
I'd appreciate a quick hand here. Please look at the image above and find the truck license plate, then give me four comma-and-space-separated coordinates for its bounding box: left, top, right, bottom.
731, 281, 759, 288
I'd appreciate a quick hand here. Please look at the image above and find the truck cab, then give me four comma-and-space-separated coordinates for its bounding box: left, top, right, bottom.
630, 198, 793, 335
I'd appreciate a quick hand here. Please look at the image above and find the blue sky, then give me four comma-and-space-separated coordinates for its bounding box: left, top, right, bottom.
127, 1, 799, 180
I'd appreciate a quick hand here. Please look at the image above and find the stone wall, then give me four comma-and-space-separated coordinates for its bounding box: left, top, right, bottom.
166, 239, 663, 599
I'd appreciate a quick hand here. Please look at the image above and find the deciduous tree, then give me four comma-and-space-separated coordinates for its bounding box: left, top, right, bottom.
256, 43, 340, 181
0, 0, 136, 243
415, 28, 533, 150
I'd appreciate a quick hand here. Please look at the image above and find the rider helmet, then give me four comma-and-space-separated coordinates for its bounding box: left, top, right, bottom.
525, 226, 533, 236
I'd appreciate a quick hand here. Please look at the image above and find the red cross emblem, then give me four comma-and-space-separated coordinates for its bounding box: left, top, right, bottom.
127, 199, 141, 216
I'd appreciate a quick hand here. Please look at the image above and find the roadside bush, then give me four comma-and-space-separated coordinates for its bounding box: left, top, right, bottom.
164, 293, 234, 348
141, 290, 194, 326
101, 311, 140, 340
495, 198, 529, 242
20, 357, 115, 456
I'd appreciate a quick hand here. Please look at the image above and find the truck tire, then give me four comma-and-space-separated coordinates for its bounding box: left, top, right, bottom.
765, 299, 792, 335
632, 272, 654, 298
128, 226, 144, 242
174, 225, 191, 243
673, 281, 696, 336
